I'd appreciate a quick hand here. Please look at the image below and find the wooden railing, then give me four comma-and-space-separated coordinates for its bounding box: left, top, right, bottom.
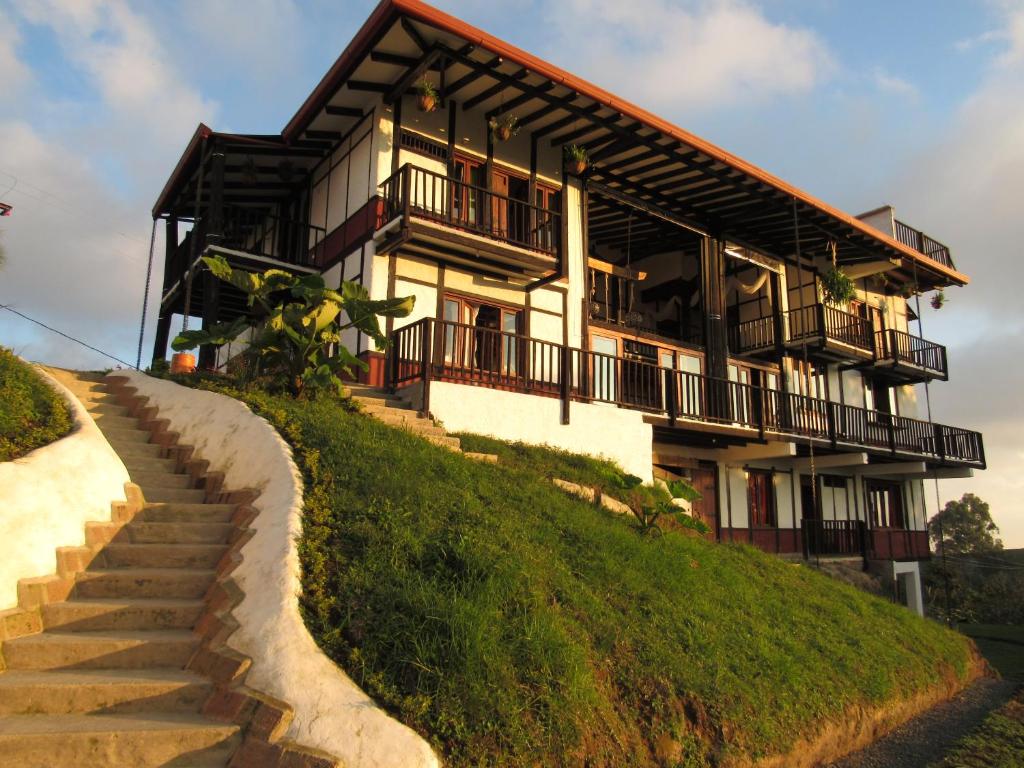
893, 219, 955, 270
379, 163, 561, 257
802, 519, 867, 560
389, 319, 985, 466
786, 303, 874, 353
876, 328, 947, 378
730, 315, 775, 354
214, 204, 327, 268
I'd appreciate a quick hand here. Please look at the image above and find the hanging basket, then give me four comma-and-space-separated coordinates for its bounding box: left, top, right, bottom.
414, 79, 439, 113
170, 352, 196, 374
820, 266, 857, 305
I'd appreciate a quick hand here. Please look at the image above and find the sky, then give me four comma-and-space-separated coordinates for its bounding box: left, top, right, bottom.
1, 0, 1021, 545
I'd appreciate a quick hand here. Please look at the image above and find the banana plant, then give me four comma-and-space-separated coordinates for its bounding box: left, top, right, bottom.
630, 478, 705, 537
172, 255, 414, 397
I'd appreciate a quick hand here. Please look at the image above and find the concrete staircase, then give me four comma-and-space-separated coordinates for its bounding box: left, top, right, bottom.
346, 383, 497, 463
0, 371, 241, 767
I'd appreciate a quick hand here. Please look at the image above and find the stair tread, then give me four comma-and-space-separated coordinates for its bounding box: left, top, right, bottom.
0, 711, 237, 735
80, 568, 217, 577
56, 597, 206, 608
0, 668, 206, 687
5, 629, 197, 644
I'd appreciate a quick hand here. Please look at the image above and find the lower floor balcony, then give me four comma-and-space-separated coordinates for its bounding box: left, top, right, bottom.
719, 521, 929, 561
389, 318, 985, 469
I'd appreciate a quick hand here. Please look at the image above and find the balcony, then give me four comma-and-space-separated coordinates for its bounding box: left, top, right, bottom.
377, 163, 561, 279
389, 318, 986, 469
873, 328, 948, 382
785, 303, 874, 360
893, 219, 955, 271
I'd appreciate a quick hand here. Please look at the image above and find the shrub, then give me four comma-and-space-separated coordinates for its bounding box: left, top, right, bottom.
0, 348, 72, 461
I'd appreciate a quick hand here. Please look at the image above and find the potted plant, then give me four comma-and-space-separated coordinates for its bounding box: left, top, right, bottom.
169, 351, 196, 374
489, 114, 519, 142
931, 289, 947, 310
899, 281, 919, 300
819, 265, 857, 305
564, 144, 589, 175
414, 79, 439, 113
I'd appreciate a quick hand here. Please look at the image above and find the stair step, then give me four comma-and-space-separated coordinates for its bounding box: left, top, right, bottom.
123, 456, 178, 473
99, 544, 228, 570
73, 569, 216, 600
376, 414, 445, 435
0, 669, 211, 715
0, 712, 239, 767
110, 442, 164, 459
99, 427, 151, 444
1, 630, 198, 670
347, 386, 407, 404
42, 598, 206, 631
425, 434, 462, 451
139, 504, 236, 524
120, 522, 234, 545
128, 471, 192, 488
464, 452, 499, 463
76, 392, 120, 405
85, 403, 129, 417
139, 486, 207, 504
90, 413, 139, 430
352, 394, 413, 411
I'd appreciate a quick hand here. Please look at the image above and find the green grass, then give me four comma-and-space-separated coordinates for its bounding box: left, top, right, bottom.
930, 688, 1024, 768
200, 383, 974, 767
960, 624, 1024, 682
0, 348, 72, 461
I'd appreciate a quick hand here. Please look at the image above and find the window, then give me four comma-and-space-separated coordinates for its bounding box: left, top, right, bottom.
866, 480, 906, 529
442, 294, 522, 375
747, 470, 776, 527
792, 359, 828, 400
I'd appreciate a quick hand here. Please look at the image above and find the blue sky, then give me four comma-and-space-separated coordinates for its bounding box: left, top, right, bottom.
1, 0, 1021, 543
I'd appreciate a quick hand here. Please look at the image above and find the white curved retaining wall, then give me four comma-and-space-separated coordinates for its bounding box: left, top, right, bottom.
0, 366, 129, 610
119, 371, 438, 768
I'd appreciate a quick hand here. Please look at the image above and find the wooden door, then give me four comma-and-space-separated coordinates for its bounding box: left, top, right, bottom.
689, 466, 718, 538
491, 171, 509, 238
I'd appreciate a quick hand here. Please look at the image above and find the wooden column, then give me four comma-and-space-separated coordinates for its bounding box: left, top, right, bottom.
701, 235, 728, 380
391, 97, 403, 174
151, 216, 178, 364
206, 146, 226, 245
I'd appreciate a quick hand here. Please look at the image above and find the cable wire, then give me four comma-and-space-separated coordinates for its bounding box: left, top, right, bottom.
0, 303, 135, 369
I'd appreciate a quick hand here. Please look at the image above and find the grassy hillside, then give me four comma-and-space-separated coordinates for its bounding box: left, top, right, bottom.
0, 348, 72, 461
202, 383, 974, 767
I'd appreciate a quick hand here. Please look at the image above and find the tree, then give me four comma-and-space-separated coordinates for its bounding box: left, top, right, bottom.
172, 255, 414, 397
929, 493, 1002, 555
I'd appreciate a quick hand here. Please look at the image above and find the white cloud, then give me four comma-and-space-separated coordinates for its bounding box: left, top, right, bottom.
872, 67, 918, 97
0, 12, 31, 92
536, 0, 835, 113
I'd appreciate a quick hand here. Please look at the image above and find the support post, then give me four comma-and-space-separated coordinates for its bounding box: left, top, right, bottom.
198, 267, 220, 370
420, 318, 433, 417
207, 147, 226, 245
152, 310, 172, 366
559, 345, 571, 425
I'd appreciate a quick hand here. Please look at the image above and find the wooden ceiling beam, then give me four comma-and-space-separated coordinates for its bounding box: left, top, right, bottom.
485, 81, 554, 119
462, 68, 530, 111
324, 105, 364, 118
401, 17, 430, 52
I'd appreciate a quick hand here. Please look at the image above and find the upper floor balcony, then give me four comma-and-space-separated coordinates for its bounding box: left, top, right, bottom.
376, 163, 561, 281
730, 303, 949, 383
893, 219, 955, 271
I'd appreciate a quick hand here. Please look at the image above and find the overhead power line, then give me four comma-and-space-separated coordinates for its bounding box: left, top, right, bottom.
0, 302, 135, 369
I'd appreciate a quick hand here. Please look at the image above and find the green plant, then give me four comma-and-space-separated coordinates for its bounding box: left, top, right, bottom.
931, 289, 947, 310
171, 255, 414, 397
0, 347, 72, 461
414, 78, 439, 112
819, 265, 857, 305
489, 114, 519, 141
563, 144, 589, 173
629, 478, 705, 536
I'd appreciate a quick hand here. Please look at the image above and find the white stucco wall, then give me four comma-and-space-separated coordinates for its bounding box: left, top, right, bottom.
424, 381, 654, 483
0, 366, 129, 610
118, 371, 438, 768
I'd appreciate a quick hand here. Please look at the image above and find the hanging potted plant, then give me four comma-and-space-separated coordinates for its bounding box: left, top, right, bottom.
170, 351, 196, 374
819, 265, 857, 306
930, 289, 947, 310
489, 114, 519, 142
564, 143, 589, 175
414, 78, 439, 113
899, 281, 919, 300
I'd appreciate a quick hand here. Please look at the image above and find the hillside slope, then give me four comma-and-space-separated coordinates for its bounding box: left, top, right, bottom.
0, 349, 71, 461
206, 384, 976, 767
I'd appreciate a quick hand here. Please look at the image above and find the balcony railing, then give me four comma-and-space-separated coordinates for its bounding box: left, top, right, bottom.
379, 163, 561, 257
875, 328, 948, 379
786, 303, 874, 354
389, 318, 986, 467
893, 219, 955, 270
730, 315, 776, 354
802, 519, 868, 560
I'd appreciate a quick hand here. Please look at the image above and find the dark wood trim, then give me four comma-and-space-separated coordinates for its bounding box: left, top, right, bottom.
391, 98, 403, 174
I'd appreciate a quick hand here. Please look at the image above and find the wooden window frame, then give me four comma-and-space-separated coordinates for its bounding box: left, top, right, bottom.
747, 469, 777, 528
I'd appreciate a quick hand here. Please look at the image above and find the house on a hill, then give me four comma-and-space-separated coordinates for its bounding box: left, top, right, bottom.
148, 0, 984, 616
